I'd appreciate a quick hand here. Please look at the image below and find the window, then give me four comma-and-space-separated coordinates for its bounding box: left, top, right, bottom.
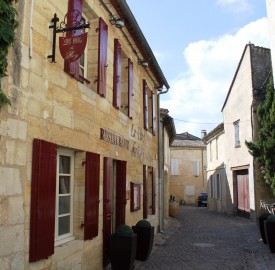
113, 40, 134, 118
216, 174, 221, 200
130, 182, 140, 212
55, 149, 74, 244
234, 120, 240, 147
216, 138, 219, 160
79, 14, 88, 82
143, 80, 149, 130
64, 0, 85, 81
143, 165, 156, 218
63, 1, 109, 96
171, 159, 179, 175
209, 141, 212, 162
143, 80, 156, 134
209, 175, 214, 198
29, 139, 100, 262
193, 160, 199, 177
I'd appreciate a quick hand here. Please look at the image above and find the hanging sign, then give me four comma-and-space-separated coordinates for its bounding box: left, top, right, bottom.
59, 32, 87, 62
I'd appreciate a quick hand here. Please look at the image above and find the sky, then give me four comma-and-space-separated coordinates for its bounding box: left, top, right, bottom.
126, 0, 270, 138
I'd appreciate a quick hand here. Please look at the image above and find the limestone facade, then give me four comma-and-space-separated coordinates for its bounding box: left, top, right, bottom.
0, 0, 169, 269
170, 133, 207, 205
204, 44, 274, 220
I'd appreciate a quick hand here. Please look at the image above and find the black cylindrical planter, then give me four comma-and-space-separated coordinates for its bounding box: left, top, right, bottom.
108, 234, 137, 270
259, 213, 271, 244
132, 226, 154, 261
264, 221, 275, 253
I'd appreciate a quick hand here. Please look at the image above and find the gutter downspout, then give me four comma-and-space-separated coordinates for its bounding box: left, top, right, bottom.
157, 87, 169, 233
29, 0, 34, 58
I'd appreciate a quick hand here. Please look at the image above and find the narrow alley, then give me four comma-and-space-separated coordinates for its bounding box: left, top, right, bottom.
135, 206, 275, 270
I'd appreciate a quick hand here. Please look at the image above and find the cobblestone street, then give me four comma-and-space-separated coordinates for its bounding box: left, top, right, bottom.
135, 206, 275, 270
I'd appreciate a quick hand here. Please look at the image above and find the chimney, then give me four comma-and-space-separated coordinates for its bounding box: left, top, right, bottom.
201, 130, 207, 139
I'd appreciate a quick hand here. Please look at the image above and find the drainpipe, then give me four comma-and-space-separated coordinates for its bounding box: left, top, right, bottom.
157, 87, 169, 233
201, 149, 205, 192
29, 0, 34, 58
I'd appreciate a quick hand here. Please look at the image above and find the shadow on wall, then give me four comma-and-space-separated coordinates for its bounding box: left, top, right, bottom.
207, 163, 234, 215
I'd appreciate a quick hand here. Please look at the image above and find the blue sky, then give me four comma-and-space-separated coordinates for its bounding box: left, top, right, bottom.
126, 0, 270, 137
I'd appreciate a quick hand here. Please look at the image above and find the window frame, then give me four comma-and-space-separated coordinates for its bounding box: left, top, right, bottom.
130, 182, 141, 212
171, 158, 179, 176
55, 148, 75, 245
193, 160, 199, 177
78, 13, 89, 83
234, 120, 240, 148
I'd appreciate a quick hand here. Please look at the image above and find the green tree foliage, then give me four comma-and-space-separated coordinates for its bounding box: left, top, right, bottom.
245, 77, 275, 196
0, 0, 18, 109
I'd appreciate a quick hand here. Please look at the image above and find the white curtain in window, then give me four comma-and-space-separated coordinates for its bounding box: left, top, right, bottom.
171, 159, 179, 175
193, 160, 199, 177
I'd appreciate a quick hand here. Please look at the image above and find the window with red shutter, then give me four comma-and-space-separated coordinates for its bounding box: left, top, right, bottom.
152, 91, 156, 135
143, 165, 148, 219
143, 165, 156, 216
113, 39, 122, 109
64, 0, 84, 80
128, 59, 134, 119
151, 167, 156, 215
98, 17, 108, 97
84, 152, 100, 240
29, 139, 57, 262
115, 160, 127, 228
143, 80, 149, 130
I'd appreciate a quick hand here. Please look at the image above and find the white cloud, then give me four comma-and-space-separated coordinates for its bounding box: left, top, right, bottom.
161, 18, 270, 137
216, 0, 252, 13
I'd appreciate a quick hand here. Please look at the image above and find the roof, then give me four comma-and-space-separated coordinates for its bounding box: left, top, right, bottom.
160, 108, 176, 144
221, 43, 271, 111
171, 132, 206, 148
108, 0, 169, 89
203, 123, 224, 142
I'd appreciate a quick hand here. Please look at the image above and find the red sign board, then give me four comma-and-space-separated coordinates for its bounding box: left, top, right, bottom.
59, 32, 87, 62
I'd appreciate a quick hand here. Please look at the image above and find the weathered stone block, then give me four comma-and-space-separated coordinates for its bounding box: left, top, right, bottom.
0, 224, 24, 256
0, 167, 22, 195
6, 140, 27, 166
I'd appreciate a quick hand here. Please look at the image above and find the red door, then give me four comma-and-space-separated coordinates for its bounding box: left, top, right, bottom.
102, 158, 127, 267
103, 157, 113, 267
237, 170, 250, 218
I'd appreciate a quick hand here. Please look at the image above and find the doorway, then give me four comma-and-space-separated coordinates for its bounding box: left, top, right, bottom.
236, 169, 250, 218
102, 157, 126, 267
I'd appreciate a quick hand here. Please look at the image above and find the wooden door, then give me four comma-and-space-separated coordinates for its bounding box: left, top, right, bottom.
103, 157, 113, 267
237, 170, 250, 218
102, 158, 127, 267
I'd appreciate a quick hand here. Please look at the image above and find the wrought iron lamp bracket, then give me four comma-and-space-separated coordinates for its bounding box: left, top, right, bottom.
47, 13, 90, 63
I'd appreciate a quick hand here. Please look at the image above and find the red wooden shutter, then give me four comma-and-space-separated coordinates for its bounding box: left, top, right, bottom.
143, 165, 148, 219
115, 160, 127, 228
29, 139, 57, 262
128, 59, 134, 119
143, 80, 149, 130
98, 18, 108, 97
64, 0, 84, 79
113, 39, 121, 108
84, 152, 100, 240
152, 91, 156, 135
151, 167, 156, 215
103, 157, 113, 267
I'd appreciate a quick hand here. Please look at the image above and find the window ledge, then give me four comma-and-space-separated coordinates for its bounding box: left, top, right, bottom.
55, 235, 75, 247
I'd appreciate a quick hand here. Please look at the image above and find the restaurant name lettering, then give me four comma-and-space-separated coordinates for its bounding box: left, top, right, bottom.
100, 128, 129, 149
131, 142, 145, 161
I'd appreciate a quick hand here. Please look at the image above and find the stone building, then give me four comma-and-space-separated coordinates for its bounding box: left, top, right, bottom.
170, 132, 207, 205
203, 123, 231, 213
0, 0, 169, 269
205, 44, 274, 220
159, 109, 176, 223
